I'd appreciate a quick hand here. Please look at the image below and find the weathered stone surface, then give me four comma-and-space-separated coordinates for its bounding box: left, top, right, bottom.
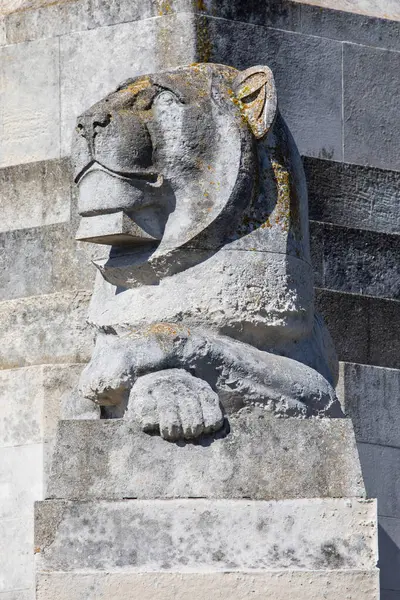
343, 42, 400, 172
60, 13, 197, 155
300, 3, 400, 52
3, 0, 301, 45
35, 498, 377, 571
358, 443, 400, 519
0, 291, 92, 369
379, 516, 400, 593
0, 364, 82, 447
35, 570, 380, 600
310, 222, 400, 300
0, 589, 32, 600
0, 37, 60, 168
207, 19, 342, 160
315, 289, 400, 369
305, 157, 400, 235
0, 517, 34, 592
0, 158, 71, 234
0, 224, 97, 301
0, 444, 42, 519
47, 414, 364, 500
342, 363, 400, 447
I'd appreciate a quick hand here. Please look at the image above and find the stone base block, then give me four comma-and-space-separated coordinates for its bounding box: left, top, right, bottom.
35, 498, 377, 573
47, 411, 364, 500
36, 570, 380, 600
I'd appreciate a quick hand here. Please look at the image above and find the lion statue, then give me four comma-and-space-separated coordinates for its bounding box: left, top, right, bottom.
71, 63, 342, 441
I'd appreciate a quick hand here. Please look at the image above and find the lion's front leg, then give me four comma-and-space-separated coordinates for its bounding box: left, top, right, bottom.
78, 330, 172, 409
125, 369, 224, 442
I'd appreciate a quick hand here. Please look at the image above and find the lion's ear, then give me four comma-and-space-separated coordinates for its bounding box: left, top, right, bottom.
232, 66, 277, 139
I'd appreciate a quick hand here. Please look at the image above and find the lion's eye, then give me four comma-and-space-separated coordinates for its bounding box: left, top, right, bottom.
153, 91, 179, 107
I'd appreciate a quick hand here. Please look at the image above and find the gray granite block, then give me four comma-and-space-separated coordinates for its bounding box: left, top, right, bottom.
379, 516, 400, 591
46, 414, 364, 501
358, 443, 400, 519
343, 42, 400, 172
207, 18, 343, 161
317, 222, 400, 300
35, 498, 376, 572
0, 158, 71, 233
342, 363, 400, 447
304, 157, 400, 235
315, 289, 400, 369
300, 4, 400, 52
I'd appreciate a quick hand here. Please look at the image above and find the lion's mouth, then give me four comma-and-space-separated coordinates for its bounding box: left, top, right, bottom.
75, 161, 164, 188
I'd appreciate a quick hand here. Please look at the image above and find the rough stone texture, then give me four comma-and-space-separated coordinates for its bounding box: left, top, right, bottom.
0, 37, 60, 168
0, 224, 97, 301
47, 414, 364, 500
35, 570, 380, 600
60, 13, 198, 155
358, 444, 400, 520
0, 291, 92, 369
315, 289, 400, 369
305, 157, 400, 235
35, 498, 377, 571
0, 158, 71, 233
343, 43, 400, 172
207, 19, 342, 161
0, 517, 34, 593
310, 222, 400, 300
342, 363, 400, 447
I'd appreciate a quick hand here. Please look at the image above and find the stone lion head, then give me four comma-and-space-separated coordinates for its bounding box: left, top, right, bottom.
72, 63, 309, 282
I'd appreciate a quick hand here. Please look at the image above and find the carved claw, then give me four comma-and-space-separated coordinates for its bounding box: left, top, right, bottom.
125, 369, 224, 442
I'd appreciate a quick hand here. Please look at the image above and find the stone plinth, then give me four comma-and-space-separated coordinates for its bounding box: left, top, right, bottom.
46, 411, 364, 501
35, 411, 379, 599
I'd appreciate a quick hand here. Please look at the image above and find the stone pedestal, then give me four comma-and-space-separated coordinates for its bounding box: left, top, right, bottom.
35, 411, 379, 599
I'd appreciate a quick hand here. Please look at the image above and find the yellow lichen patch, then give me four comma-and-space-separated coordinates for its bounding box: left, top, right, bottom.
125, 77, 151, 96
195, 16, 212, 62
271, 158, 291, 232
157, 0, 173, 16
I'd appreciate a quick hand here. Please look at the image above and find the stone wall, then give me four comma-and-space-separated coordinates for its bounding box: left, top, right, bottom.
0, 1, 399, 598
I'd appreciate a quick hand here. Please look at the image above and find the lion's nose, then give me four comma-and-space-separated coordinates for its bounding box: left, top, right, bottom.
76, 111, 112, 139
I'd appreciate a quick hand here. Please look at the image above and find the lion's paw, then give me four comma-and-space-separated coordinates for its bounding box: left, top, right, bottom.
125, 368, 224, 441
